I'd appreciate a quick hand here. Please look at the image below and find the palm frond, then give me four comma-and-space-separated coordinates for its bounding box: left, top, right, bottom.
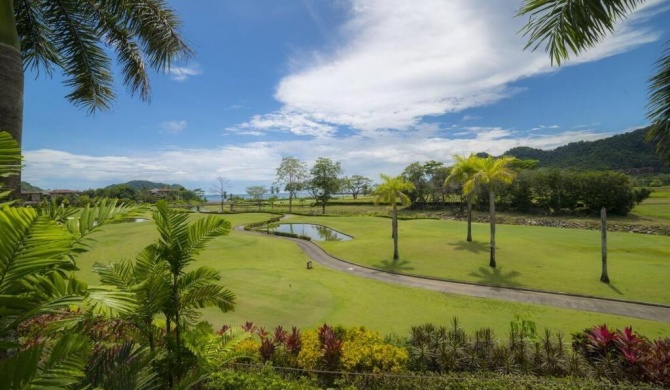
0, 207, 76, 294
85, 0, 151, 100
0, 131, 22, 179
86, 287, 137, 317
121, 0, 194, 69
44, 0, 114, 112
518, 0, 645, 65
15, 0, 60, 74
647, 42, 670, 162
0, 333, 90, 389
187, 216, 230, 254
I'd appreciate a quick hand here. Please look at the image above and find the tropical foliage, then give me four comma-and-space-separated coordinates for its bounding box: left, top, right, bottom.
94, 200, 235, 385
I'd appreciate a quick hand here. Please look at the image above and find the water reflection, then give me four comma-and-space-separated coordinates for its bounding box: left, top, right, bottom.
272, 223, 352, 241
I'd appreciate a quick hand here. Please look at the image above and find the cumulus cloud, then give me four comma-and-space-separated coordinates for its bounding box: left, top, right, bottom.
234, 0, 665, 135
160, 120, 188, 134
169, 63, 202, 81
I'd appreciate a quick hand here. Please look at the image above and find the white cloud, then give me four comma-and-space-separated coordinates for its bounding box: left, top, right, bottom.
234, 0, 665, 135
228, 110, 336, 138
169, 63, 202, 81
23, 127, 613, 192
160, 120, 188, 134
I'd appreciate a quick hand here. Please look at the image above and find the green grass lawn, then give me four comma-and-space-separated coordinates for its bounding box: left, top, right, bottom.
284, 215, 670, 305
631, 186, 670, 221
74, 212, 670, 338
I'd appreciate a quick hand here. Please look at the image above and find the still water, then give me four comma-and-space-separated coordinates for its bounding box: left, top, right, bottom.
272, 223, 352, 241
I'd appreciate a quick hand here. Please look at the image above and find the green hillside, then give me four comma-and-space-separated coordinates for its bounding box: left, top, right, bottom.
504, 127, 668, 172
21, 181, 43, 192
104, 180, 183, 191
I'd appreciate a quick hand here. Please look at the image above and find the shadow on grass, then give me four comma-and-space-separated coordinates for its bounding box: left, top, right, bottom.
450, 240, 489, 254
605, 282, 624, 295
469, 266, 523, 287
376, 259, 415, 273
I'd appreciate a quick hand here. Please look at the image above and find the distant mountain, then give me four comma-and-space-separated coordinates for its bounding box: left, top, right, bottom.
105, 180, 183, 191
503, 127, 669, 172
21, 181, 43, 192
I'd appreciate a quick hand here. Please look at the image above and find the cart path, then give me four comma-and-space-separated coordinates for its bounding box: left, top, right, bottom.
234, 221, 670, 323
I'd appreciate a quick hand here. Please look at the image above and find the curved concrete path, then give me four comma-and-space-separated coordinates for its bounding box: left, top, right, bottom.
235, 224, 670, 323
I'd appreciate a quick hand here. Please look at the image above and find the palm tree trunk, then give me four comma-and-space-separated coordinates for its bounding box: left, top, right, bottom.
466, 195, 473, 242
392, 206, 399, 260
322, 199, 326, 214
0, 3, 24, 198
600, 207, 609, 283
489, 188, 496, 268
288, 192, 293, 213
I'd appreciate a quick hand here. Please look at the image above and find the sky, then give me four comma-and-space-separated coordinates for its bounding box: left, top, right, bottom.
20, 0, 670, 193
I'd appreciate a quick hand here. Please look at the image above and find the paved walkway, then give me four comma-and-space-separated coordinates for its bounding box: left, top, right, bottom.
235, 223, 670, 323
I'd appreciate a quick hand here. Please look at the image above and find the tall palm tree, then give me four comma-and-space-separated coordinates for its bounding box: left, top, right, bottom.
373, 174, 415, 260
0, 0, 192, 196
445, 154, 484, 242
518, 0, 670, 162
464, 156, 517, 268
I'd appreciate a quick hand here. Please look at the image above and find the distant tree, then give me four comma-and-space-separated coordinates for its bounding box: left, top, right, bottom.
246, 186, 268, 211
275, 156, 309, 213
446, 154, 484, 242
344, 175, 372, 199
401, 162, 429, 205
309, 158, 343, 214
211, 177, 230, 212
374, 174, 415, 260
518, 0, 670, 163
465, 156, 517, 268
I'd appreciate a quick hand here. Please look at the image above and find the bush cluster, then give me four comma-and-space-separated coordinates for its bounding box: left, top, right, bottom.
206, 320, 669, 389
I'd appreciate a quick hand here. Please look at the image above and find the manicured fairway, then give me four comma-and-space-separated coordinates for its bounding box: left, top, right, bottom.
74, 212, 670, 338
632, 186, 670, 221
285, 215, 670, 304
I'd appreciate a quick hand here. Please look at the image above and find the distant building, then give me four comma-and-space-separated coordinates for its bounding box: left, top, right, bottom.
20, 191, 47, 205
20, 189, 80, 205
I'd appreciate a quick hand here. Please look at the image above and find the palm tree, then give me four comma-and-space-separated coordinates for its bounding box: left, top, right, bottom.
445, 154, 484, 242
518, 0, 670, 162
116, 200, 234, 384
373, 174, 415, 260
0, 1, 192, 196
464, 156, 517, 268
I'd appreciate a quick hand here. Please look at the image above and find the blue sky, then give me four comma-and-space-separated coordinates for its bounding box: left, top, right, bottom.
21, 0, 670, 192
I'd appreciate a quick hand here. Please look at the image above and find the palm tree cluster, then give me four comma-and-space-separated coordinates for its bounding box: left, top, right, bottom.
376, 155, 517, 267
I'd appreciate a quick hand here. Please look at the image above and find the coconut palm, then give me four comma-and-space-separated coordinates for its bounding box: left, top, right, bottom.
518, 0, 670, 162
445, 154, 484, 242
374, 174, 415, 260
465, 156, 517, 268
0, 0, 192, 195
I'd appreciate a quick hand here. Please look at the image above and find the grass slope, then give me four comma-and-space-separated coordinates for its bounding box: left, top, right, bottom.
75, 212, 670, 338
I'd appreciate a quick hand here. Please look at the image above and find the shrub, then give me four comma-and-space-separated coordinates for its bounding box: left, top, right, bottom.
205, 366, 319, 390
340, 326, 408, 373
572, 324, 670, 386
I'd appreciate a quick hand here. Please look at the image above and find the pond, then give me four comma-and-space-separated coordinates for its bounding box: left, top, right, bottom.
272, 223, 352, 241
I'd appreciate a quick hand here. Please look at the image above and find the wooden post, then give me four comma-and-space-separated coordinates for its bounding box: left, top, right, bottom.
600, 207, 610, 283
